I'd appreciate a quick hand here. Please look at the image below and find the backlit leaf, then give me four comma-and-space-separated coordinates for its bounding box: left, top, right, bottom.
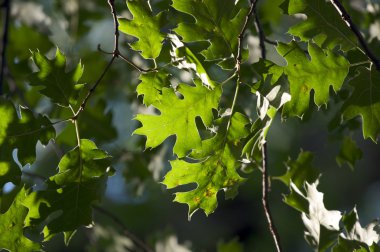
0, 98, 55, 187
134, 79, 222, 158
0, 188, 41, 252
172, 0, 249, 61
163, 112, 249, 218
342, 67, 380, 141
282, 0, 357, 51
29, 48, 84, 107
119, 0, 166, 59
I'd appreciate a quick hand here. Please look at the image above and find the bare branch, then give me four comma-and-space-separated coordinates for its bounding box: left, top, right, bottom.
93, 205, 154, 252
0, 0, 11, 95
261, 142, 282, 252
253, 2, 283, 251
330, 0, 380, 70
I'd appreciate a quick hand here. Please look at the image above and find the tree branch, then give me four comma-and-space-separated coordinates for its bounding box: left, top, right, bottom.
0, 0, 11, 95
253, 2, 283, 251
330, 0, 380, 70
92, 205, 154, 252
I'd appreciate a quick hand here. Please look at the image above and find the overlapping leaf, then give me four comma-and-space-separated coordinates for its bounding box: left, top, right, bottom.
172, 0, 249, 61
134, 79, 222, 158
163, 112, 249, 218
275, 151, 319, 188
254, 41, 349, 117
285, 181, 342, 251
118, 0, 166, 59
0, 188, 41, 252
23, 139, 113, 241
0, 98, 55, 187
29, 48, 84, 107
333, 208, 380, 251
342, 67, 380, 141
281, 0, 357, 51
336, 136, 362, 169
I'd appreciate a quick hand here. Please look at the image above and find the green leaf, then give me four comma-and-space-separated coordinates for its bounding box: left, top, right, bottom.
0, 188, 41, 252
217, 237, 243, 252
29, 48, 84, 107
275, 151, 319, 188
282, 0, 357, 51
137, 71, 171, 106
342, 67, 380, 141
23, 179, 105, 242
163, 112, 249, 218
0, 98, 55, 187
258, 41, 349, 117
118, 0, 166, 59
336, 136, 362, 170
23, 139, 113, 241
172, 0, 249, 61
285, 181, 342, 251
134, 79, 222, 158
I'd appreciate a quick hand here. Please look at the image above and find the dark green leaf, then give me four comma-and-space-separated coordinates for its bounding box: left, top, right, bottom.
336, 136, 363, 170
0, 98, 55, 187
29, 48, 84, 107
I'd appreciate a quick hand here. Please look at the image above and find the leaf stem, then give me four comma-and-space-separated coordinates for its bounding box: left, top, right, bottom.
93, 205, 154, 252
330, 0, 380, 70
349, 60, 371, 67
0, 0, 11, 95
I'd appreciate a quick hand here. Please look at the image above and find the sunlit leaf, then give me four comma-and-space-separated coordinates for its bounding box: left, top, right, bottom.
134, 79, 222, 158
119, 0, 166, 59
0, 188, 41, 252
342, 67, 380, 141
172, 0, 249, 61
281, 0, 357, 51
163, 112, 249, 218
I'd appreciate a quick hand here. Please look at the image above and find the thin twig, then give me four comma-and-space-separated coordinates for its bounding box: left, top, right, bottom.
254, 1, 283, 251
0, 0, 11, 95
261, 143, 282, 252
93, 205, 154, 252
253, 7, 266, 59
330, 0, 380, 70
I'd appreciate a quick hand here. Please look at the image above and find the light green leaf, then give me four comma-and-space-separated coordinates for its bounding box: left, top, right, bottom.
137, 71, 171, 106
29, 48, 84, 107
275, 151, 319, 188
260, 41, 349, 117
163, 112, 249, 218
0, 188, 41, 252
172, 0, 249, 61
342, 67, 380, 141
0, 98, 55, 187
336, 136, 362, 170
23, 139, 113, 241
282, 0, 357, 51
134, 79, 222, 158
118, 0, 166, 59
